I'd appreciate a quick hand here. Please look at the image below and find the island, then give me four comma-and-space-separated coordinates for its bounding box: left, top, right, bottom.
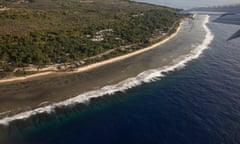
0, 0, 185, 82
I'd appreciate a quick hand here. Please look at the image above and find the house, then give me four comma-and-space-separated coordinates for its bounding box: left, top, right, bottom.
74, 61, 85, 67
91, 36, 104, 42
91, 29, 113, 42
56, 59, 62, 64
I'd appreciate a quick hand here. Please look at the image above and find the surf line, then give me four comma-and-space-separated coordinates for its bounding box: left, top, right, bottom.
0, 15, 214, 126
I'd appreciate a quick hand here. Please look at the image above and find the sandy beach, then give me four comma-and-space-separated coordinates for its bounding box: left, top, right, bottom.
74, 25, 181, 73
0, 23, 182, 84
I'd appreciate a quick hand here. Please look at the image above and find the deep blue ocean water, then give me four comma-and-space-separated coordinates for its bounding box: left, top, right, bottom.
1, 1, 240, 144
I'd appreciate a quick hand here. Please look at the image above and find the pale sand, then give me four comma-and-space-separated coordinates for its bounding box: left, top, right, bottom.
0, 23, 182, 84
0, 8, 10, 11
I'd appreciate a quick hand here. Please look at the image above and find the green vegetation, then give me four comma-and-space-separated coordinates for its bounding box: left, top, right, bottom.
0, 0, 183, 77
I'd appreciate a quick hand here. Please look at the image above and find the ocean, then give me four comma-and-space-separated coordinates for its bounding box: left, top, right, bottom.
136, 0, 240, 9
1, 0, 240, 144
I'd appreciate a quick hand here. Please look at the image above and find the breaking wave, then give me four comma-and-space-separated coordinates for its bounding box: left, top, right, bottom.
0, 15, 214, 126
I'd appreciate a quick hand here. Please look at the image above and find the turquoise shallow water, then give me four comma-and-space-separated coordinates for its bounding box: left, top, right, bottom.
1, 1, 240, 144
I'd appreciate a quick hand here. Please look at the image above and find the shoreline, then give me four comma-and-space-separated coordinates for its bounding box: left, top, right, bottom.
0, 23, 182, 84
0, 15, 214, 126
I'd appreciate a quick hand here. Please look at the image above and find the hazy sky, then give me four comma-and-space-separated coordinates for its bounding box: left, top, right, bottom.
135, 0, 240, 9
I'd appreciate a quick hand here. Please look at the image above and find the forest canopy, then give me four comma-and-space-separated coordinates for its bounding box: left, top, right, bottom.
0, 0, 183, 74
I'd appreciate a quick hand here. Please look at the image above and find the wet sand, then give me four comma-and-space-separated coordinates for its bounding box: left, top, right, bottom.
0, 15, 206, 118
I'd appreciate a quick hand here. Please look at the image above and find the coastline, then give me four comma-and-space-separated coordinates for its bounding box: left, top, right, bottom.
0, 15, 214, 126
0, 22, 182, 84
73, 23, 182, 73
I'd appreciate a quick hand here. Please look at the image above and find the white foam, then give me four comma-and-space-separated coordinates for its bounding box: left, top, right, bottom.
0, 111, 11, 116
0, 15, 214, 126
